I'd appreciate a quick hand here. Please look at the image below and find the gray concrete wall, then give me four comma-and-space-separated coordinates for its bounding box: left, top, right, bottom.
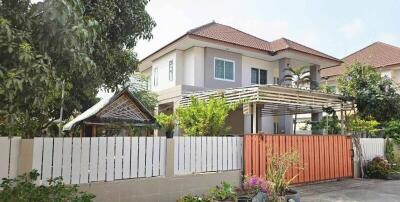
204, 47, 242, 89
79, 170, 242, 202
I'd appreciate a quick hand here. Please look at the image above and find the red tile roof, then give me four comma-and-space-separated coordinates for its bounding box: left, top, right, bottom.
140, 22, 340, 63
188, 22, 340, 62
321, 42, 400, 78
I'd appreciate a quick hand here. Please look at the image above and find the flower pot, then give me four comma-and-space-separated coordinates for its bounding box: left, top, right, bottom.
284, 189, 300, 202
166, 131, 174, 138
237, 192, 267, 202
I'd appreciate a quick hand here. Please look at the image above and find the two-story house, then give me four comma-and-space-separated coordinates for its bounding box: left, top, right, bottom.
138, 22, 342, 135
321, 42, 400, 88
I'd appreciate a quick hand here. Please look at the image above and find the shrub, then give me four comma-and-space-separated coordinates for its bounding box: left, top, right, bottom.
365, 156, 390, 179
155, 113, 175, 137
208, 182, 236, 201
177, 195, 209, 202
176, 97, 239, 136
0, 170, 95, 202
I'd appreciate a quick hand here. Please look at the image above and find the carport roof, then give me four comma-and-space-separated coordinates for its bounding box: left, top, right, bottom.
179, 85, 352, 116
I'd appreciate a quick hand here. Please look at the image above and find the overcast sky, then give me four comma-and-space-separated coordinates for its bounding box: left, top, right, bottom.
134, 0, 400, 60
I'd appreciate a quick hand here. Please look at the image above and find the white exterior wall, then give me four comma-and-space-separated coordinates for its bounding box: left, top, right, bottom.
151, 51, 179, 92
183, 47, 204, 87
241, 56, 280, 133
241, 56, 278, 86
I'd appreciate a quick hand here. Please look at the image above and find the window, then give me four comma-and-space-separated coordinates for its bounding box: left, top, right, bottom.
153, 67, 158, 86
251, 68, 267, 85
169, 60, 173, 81
214, 58, 235, 81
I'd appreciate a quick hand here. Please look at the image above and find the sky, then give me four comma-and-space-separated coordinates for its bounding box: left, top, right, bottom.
134, 0, 400, 60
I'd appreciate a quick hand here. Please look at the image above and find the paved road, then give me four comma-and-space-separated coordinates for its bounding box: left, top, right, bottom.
295, 179, 400, 202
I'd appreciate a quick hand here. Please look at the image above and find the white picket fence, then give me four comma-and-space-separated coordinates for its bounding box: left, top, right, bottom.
360, 138, 385, 161
174, 136, 243, 175
32, 137, 166, 185
0, 137, 20, 183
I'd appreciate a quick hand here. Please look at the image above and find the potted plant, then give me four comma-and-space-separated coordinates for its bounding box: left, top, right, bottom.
208, 182, 236, 202
266, 151, 302, 202
236, 175, 269, 202
156, 113, 175, 138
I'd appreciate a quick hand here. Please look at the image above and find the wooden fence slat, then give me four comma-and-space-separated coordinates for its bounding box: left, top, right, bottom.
62, 138, 72, 184
80, 138, 90, 183
173, 137, 178, 175
131, 137, 139, 178
122, 137, 131, 179
232, 137, 238, 170
190, 137, 196, 173
238, 137, 243, 170
42, 138, 53, 185
0, 137, 10, 183
71, 138, 81, 184
309, 136, 315, 182
51, 138, 62, 179
304, 136, 310, 183
159, 137, 166, 176
212, 137, 218, 171
207, 137, 212, 171
153, 137, 160, 176
106, 137, 115, 181
97, 137, 107, 181
8, 138, 20, 179
178, 137, 185, 174
201, 137, 207, 172
145, 137, 154, 177
114, 137, 123, 180
217, 137, 223, 171
222, 137, 228, 171
227, 137, 233, 170
138, 137, 146, 177
184, 137, 190, 173
90, 137, 99, 182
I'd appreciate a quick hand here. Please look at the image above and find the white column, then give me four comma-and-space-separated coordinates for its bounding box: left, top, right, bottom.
252, 102, 257, 134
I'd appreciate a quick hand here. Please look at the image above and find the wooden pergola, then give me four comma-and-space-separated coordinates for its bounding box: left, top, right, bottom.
180, 85, 352, 134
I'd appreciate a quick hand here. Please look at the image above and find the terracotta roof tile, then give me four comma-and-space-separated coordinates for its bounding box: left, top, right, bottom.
187, 22, 340, 62
321, 42, 400, 78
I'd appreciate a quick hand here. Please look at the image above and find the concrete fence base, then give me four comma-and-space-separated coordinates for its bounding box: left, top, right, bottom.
79, 170, 242, 202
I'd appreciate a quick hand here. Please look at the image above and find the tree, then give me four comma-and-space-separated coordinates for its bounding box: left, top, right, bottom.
348, 116, 380, 178
176, 97, 239, 136
0, 0, 155, 137
126, 73, 158, 112
384, 120, 400, 144
283, 65, 310, 134
304, 107, 341, 134
338, 62, 400, 123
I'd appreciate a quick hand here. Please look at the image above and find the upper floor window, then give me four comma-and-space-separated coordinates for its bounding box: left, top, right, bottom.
251, 68, 267, 85
214, 57, 235, 81
153, 67, 158, 86
169, 60, 173, 81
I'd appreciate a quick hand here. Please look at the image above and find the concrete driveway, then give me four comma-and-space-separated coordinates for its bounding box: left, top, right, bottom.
295, 179, 400, 202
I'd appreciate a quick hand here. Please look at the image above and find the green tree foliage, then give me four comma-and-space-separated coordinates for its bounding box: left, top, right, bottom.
155, 113, 175, 135
126, 73, 158, 112
0, 170, 95, 202
304, 107, 341, 134
338, 62, 400, 122
0, 0, 155, 137
176, 97, 239, 136
384, 120, 400, 144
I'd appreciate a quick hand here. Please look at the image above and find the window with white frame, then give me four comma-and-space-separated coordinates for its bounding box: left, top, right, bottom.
251, 68, 267, 85
214, 58, 235, 81
153, 67, 158, 86
169, 60, 173, 81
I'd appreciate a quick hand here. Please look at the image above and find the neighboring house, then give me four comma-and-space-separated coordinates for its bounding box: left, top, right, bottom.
63, 89, 156, 137
138, 22, 341, 135
321, 42, 400, 88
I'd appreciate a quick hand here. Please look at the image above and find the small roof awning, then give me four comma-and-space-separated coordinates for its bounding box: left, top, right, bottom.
63, 89, 156, 131
180, 85, 352, 116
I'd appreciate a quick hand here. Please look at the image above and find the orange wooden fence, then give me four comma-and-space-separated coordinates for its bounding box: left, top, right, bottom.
244, 134, 353, 184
